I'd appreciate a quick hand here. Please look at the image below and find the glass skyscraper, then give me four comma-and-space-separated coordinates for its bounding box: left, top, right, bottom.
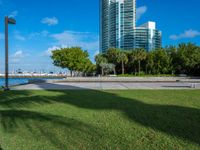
134, 22, 162, 52
100, 0, 162, 53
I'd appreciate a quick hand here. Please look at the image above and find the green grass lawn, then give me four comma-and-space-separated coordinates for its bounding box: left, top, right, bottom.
0, 90, 200, 150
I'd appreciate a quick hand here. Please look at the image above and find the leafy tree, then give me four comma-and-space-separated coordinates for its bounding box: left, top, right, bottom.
151, 48, 171, 74
165, 46, 177, 74
82, 59, 96, 76
176, 43, 200, 75
51, 47, 93, 77
100, 63, 116, 75
165, 43, 200, 75
145, 52, 154, 74
94, 43, 200, 76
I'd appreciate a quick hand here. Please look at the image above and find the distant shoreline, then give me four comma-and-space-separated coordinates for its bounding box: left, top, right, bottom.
0, 76, 65, 79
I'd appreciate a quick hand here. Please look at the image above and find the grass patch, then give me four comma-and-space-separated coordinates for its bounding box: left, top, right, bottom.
0, 90, 200, 150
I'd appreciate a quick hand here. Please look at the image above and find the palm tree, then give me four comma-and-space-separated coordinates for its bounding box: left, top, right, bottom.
95, 54, 108, 76
132, 49, 147, 75
106, 48, 119, 64
117, 51, 128, 75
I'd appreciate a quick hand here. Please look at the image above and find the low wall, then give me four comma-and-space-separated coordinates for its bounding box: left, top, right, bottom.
50, 77, 200, 83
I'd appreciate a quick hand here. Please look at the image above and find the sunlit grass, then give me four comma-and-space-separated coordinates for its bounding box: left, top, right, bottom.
0, 90, 200, 150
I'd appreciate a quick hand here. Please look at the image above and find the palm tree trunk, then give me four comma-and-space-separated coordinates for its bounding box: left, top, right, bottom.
70, 70, 72, 77
114, 67, 116, 75
122, 61, 124, 75
139, 61, 141, 76
101, 67, 104, 76
135, 67, 136, 75
145, 64, 147, 75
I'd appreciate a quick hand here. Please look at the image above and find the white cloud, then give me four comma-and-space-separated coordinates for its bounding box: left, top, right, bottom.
170, 29, 200, 40
46, 30, 99, 60
15, 34, 26, 41
136, 6, 147, 21
50, 31, 99, 50
41, 17, 58, 26
9, 10, 18, 18
14, 31, 26, 41
11, 50, 29, 62
29, 30, 49, 39
41, 30, 49, 36
13, 50, 24, 58
44, 46, 60, 56
0, 33, 4, 40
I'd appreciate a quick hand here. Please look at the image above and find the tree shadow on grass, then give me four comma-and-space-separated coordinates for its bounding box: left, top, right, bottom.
0, 109, 103, 149
0, 90, 52, 108
0, 86, 200, 147
46, 89, 200, 145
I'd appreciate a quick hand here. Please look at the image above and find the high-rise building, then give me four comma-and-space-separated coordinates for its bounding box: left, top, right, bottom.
100, 0, 162, 53
100, 0, 136, 53
134, 22, 162, 52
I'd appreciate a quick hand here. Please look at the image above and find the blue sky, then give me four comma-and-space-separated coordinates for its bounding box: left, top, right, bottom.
0, 0, 200, 72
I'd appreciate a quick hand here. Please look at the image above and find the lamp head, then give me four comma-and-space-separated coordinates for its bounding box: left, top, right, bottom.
7, 17, 16, 25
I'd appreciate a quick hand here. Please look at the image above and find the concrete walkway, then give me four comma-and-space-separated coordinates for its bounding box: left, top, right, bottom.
12, 81, 200, 90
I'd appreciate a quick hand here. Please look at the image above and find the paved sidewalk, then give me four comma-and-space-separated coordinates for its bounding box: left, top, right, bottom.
12, 82, 200, 90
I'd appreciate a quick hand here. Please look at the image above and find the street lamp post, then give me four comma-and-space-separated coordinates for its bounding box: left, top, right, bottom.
4, 16, 16, 91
